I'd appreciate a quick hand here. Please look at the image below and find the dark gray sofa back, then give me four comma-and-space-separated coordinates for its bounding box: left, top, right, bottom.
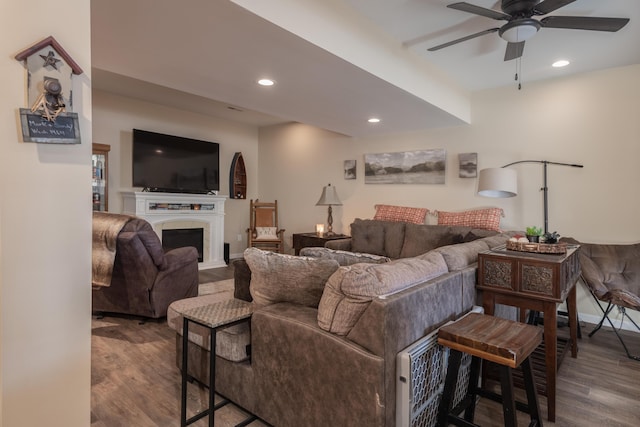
346, 218, 499, 259
350, 218, 407, 258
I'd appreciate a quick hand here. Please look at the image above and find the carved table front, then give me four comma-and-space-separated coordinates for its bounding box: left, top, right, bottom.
477, 245, 581, 422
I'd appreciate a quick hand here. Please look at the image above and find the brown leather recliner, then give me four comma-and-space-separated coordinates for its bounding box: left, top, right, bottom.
92, 215, 199, 319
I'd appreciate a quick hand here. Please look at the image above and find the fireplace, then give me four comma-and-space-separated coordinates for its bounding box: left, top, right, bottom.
162, 228, 204, 262
122, 191, 227, 269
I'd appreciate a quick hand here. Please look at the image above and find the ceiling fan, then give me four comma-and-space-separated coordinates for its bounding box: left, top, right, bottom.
428, 0, 630, 61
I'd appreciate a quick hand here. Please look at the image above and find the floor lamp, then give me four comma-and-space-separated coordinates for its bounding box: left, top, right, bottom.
477, 160, 583, 234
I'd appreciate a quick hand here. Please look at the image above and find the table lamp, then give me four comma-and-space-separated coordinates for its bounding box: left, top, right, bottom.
316, 183, 342, 236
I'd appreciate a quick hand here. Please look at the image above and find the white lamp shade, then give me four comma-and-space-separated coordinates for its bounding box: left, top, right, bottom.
477, 168, 518, 198
316, 184, 342, 206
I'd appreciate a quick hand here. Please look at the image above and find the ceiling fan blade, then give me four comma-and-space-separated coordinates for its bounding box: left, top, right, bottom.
504, 41, 525, 61
541, 16, 630, 32
533, 0, 576, 15
447, 2, 510, 20
428, 28, 499, 51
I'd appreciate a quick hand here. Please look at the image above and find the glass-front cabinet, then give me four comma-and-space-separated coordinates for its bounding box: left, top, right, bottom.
92, 143, 110, 211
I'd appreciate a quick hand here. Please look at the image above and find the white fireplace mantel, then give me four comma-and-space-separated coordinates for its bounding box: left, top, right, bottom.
122, 191, 227, 269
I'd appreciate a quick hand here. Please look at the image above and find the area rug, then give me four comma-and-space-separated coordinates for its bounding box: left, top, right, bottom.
198, 278, 234, 297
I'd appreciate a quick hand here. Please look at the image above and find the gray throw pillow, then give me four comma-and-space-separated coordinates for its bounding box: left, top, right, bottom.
244, 247, 339, 308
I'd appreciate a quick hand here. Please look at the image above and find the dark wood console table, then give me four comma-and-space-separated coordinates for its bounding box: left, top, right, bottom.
477, 245, 581, 422
292, 232, 348, 255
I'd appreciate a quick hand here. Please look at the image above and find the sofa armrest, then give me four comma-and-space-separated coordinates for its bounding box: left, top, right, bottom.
233, 258, 253, 302
324, 238, 352, 251
251, 303, 384, 426
152, 247, 199, 316
155, 246, 198, 276
158, 247, 198, 273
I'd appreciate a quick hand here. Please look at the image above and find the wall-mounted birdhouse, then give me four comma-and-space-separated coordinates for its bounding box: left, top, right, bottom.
15, 36, 83, 143
15, 35, 83, 115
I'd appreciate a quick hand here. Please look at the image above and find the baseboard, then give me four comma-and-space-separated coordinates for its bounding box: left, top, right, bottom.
578, 312, 639, 333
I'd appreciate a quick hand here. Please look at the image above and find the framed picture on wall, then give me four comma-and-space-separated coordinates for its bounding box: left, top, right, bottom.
344, 160, 356, 179
364, 149, 446, 184
458, 153, 477, 178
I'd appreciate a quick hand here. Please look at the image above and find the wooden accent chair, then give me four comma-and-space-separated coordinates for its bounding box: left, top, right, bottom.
247, 199, 285, 253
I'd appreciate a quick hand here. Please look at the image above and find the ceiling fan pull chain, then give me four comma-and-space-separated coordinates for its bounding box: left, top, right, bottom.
516, 58, 522, 90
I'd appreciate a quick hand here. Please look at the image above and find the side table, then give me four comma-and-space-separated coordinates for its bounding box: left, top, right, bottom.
181, 299, 255, 427
292, 232, 349, 255
477, 245, 581, 422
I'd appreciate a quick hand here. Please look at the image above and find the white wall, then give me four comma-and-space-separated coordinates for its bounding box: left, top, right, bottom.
91, 90, 261, 257
91, 65, 640, 331
0, 1, 92, 426
258, 64, 640, 328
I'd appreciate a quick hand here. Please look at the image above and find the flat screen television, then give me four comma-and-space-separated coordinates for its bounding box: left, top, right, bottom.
132, 129, 220, 193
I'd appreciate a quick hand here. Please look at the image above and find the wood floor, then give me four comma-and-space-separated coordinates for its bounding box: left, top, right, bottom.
92, 265, 640, 427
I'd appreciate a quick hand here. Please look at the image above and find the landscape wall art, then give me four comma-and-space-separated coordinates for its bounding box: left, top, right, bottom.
364, 149, 446, 184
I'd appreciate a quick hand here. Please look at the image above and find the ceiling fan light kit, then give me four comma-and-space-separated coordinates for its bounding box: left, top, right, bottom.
499, 19, 540, 43
430, 0, 630, 64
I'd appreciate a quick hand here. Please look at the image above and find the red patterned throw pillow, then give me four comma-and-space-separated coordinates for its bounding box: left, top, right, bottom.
436, 208, 503, 231
373, 204, 428, 224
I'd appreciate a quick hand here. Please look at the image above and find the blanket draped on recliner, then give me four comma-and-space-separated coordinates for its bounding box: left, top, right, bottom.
92, 212, 135, 288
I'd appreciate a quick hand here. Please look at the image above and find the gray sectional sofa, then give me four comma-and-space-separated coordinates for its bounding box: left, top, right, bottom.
167, 219, 517, 427
323, 218, 499, 259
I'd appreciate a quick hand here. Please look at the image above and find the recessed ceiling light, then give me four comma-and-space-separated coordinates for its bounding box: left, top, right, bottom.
368, 118, 380, 123
552, 60, 570, 68
257, 78, 275, 86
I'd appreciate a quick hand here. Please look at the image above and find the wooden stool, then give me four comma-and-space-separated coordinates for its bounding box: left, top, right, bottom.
437, 313, 543, 427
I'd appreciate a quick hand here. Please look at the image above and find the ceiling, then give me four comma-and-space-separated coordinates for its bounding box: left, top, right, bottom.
91, 0, 639, 137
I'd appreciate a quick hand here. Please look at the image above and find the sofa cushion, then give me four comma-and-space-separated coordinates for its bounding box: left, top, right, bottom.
373, 204, 428, 224
462, 228, 500, 242
398, 224, 470, 258
437, 207, 503, 231
299, 247, 391, 265
482, 232, 517, 248
350, 218, 406, 258
350, 220, 385, 255
433, 233, 515, 271
244, 247, 339, 308
317, 251, 448, 335
121, 217, 168, 269
434, 239, 491, 271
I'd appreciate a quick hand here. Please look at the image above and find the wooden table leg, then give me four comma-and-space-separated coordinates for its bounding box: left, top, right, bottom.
543, 301, 557, 422
481, 292, 496, 393
482, 292, 495, 316
181, 318, 189, 427
568, 283, 578, 358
